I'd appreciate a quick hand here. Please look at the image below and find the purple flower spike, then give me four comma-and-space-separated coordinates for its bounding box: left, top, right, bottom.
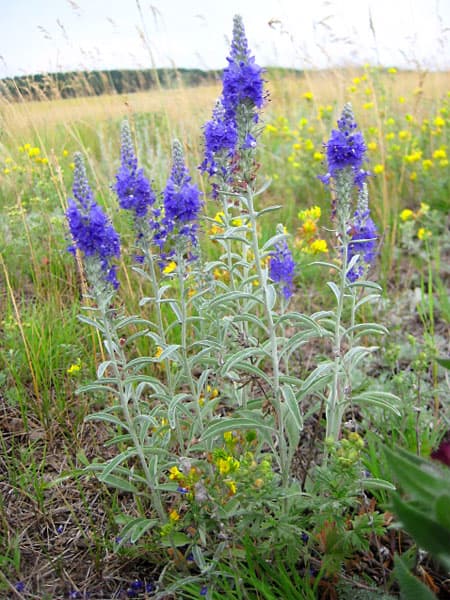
321, 103, 369, 189
66, 153, 121, 291
346, 208, 378, 282
269, 238, 296, 300
222, 15, 265, 119
164, 140, 202, 229
115, 120, 156, 218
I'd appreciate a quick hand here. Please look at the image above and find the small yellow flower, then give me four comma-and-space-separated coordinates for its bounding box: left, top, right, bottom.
304, 139, 314, 152
3, 168, 10, 175
223, 431, 234, 443
217, 456, 240, 475
63, 149, 69, 157
67, 361, 81, 375
309, 239, 328, 254
208, 386, 219, 399
419, 202, 430, 214
301, 219, 317, 235
404, 150, 422, 163
363, 102, 374, 110
69, 162, 75, 170
163, 261, 177, 274
385, 132, 395, 141
418, 228, 432, 240
439, 158, 449, 168
313, 151, 324, 161
169, 509, 180, 522
409, 171, 417, 181
388, 67, 397, 74
398, 130, 410, 140
400, 209, 415, 221
422, 159, 433, 170
373, 164, 384, 174
225, 480, 237, 495
169, 466, 182, 480
367, 141, 377, 151
398, 96, 405, 104
28, 147, 41, 158
352, 77, 361, 85
154, 346, 163, 359
434, 116, 445, 128
298, 206, 321, 221
264, 124, 277, 134
303, 91, 313, 101
432, 148, 447, 160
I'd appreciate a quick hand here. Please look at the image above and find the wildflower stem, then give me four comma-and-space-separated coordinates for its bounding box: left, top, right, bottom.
142, 245, 175, 395
246, 188, 288, 483
99, 300, 166, 522
176, 250, 204, 435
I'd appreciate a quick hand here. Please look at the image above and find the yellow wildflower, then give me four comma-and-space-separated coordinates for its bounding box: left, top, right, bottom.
400, 209, 415, 221
163, 261, 177, 274
67, 362, 81, 375
154, 346, 163, 359
169, 509, 180, 522
434, 116, 445, 128
409, 171, 417, 181
302, 219, 317, 236
404, 150, 422, 163
398, 130, 410, 140
292, 142, 302, 151
367, 141, 377, 151
225, 480, 237, 495
28, 147, 40, 158
3, 168, 10, 175
313, 151, 324, 161
265, 124, 277, 134
309, 239, 328, 254
418, 228, 432, 240
373, 164, 384, 174
217, 456, 240, 475
304, 139, 314, 151
169, 466, 183, 480
388, 67, 397, 74
419, 202, 430, 214
385, 132, 395, 141
303, 91, 313, 101
398, 96, 405, 104
63, 149, 69, 157
422, 159, 433, 170
439, 159, 449, 168
298, 206, 321, 221
363, 102, 374, 110
432, 148, 447, 160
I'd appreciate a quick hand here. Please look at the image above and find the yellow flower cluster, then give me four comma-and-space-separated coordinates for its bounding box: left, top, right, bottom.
295, 206, 328, 255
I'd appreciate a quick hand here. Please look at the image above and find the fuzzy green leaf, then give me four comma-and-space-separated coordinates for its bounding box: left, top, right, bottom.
394, 554, 437, 600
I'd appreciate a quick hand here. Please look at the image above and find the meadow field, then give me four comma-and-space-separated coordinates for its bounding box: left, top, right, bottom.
0, 48, 450, 600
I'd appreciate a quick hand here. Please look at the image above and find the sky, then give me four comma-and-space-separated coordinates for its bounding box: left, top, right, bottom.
1, 0, 449, 78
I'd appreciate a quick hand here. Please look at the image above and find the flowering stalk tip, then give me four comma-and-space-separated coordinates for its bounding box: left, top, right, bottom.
66, 152, 121, 293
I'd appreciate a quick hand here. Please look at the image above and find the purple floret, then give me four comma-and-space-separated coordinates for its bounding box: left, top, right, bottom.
269, 239, 296, 299
346, 210, 378, 281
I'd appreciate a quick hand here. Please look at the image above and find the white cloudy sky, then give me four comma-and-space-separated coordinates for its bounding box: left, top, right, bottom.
1, 0, 449, 78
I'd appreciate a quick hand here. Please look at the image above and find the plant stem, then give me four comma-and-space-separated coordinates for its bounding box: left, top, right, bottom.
246, 188, 288, 484
99, 300, 166, 522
